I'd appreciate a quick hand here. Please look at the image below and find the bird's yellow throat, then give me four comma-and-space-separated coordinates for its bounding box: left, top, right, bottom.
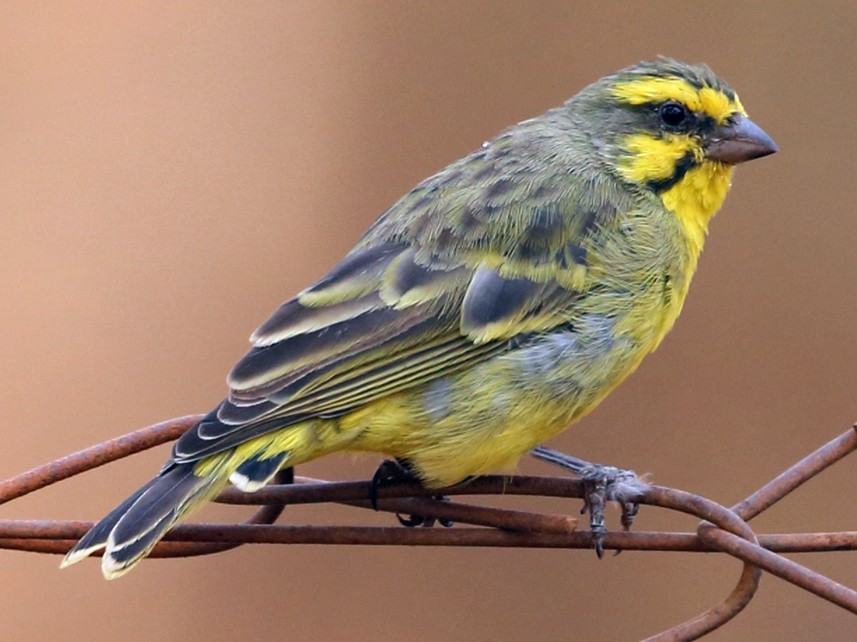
659, 160, 734, 258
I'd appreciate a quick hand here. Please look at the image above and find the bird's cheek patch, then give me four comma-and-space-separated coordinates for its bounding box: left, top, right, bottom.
617, 133, 702, 185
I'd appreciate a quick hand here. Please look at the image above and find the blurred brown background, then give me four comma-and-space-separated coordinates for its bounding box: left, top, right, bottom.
1, 2, 855, 640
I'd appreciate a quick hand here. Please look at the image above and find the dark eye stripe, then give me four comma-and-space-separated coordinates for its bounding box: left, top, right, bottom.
625, 100, 721, 138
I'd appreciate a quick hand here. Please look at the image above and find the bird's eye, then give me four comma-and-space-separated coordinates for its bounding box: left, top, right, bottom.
659, 102, 688, 128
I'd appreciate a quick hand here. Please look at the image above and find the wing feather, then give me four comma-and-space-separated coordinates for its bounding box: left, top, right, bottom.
172, 132, 624, 462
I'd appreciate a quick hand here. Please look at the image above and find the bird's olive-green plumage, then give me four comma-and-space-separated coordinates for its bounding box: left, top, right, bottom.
62, 59, 776, 578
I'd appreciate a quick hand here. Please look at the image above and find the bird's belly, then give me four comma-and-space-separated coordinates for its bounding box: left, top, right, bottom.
344, 313, 649, 487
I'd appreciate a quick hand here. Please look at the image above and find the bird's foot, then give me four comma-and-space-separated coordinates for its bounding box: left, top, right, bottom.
369, 458, 416, 510
396, 495, 454, 529
369, 459, 453, 528
531, 446, 648, 557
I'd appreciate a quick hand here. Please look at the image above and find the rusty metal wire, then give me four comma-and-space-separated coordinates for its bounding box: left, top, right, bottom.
1, 415, 855, 641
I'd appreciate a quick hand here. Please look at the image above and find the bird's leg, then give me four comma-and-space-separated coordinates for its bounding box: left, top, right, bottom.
369, 458, 453, 528
277, 466, 295, 485
530, 446, 648, 557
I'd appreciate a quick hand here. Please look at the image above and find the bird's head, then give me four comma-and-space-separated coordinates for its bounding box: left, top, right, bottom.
571, 59, 777, 247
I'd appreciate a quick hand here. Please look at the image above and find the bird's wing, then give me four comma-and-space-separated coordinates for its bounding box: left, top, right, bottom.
172, 132, 619, 462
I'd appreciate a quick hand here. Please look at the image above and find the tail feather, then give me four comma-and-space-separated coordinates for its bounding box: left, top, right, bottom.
229, 451, 289, 492
61, 417, 308, 578
60, 477, 159, 568
61, 462, 230, 580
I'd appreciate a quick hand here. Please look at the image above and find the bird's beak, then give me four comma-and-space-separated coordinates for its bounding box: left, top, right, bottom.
704, 114, 778, 164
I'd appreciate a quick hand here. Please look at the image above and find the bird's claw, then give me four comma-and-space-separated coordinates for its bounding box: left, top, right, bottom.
619, 497, 640, 531
530, 446, 648, 557
576, 463, 642, 557
369, 459, 415, 511
396, 495, 455, 528
369, 459, 454, 528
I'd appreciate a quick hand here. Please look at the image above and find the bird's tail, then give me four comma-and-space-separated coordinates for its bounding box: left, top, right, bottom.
60, 458, 233, 580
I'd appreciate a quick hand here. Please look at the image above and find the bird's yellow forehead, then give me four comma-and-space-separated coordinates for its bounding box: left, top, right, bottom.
612, 77, 745, 123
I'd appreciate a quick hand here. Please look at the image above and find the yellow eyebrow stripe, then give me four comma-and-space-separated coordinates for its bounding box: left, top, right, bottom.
612, 77, 745, 122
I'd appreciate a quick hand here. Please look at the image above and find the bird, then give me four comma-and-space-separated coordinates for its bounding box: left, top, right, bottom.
62, 58, 777, 579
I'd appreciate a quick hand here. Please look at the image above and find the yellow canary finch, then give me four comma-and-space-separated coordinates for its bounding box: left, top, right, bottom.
63, 59, 777, 578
